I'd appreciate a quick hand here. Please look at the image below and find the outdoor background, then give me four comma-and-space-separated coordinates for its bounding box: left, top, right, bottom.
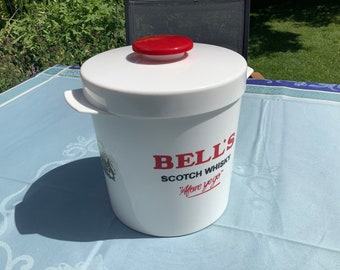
0, 0, 339, 93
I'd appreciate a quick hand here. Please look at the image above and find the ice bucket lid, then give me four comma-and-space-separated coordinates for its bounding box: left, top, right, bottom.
80, 35, 247, 118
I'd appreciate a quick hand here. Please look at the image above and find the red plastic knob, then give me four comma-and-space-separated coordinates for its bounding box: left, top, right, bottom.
132, 35, 193, 56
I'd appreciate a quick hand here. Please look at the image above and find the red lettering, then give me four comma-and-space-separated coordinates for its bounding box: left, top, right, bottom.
212, 143, 225, 159
153, 132, 236, 170
153, 155, 174, 169
227, 132, 235, 150
179, 184, 202, 197
195, 149, 212, 165
176, 153, 195, 168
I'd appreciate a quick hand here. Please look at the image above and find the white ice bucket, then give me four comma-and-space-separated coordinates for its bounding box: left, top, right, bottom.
65, 35, 252, 236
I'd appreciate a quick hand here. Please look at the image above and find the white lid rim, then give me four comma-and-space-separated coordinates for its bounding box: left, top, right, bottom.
82, 74, 246, 118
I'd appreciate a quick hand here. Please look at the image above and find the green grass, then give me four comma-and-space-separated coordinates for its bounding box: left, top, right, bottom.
248, 0, 340, 83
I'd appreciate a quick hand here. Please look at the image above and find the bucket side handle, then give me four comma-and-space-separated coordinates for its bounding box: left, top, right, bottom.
247, 67, 254, 78
64, 89, 107, 115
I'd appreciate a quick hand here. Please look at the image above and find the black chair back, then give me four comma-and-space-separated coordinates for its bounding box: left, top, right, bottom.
125, 0, 250, 59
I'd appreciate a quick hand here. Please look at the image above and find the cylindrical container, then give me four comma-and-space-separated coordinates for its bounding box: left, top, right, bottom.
65, 35, 252, 237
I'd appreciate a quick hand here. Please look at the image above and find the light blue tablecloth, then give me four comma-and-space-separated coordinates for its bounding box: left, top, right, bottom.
1, 65, 340, 269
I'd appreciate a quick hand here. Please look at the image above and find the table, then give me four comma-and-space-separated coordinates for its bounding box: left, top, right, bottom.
1, 65, 340, 269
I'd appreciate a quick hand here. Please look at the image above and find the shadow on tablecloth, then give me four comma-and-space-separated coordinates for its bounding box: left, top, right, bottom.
15, 157, 151, 241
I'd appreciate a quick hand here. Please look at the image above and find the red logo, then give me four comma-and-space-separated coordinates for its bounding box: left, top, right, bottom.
179, 171, 222, 198
153, 133, 235, 170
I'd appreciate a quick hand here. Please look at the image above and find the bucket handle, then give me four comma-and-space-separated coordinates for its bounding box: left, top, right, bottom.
246, 67, 254, 78
64, 89, 107, 115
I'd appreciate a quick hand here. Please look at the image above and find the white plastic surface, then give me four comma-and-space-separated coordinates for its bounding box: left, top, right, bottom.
80, 43, 247, 118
